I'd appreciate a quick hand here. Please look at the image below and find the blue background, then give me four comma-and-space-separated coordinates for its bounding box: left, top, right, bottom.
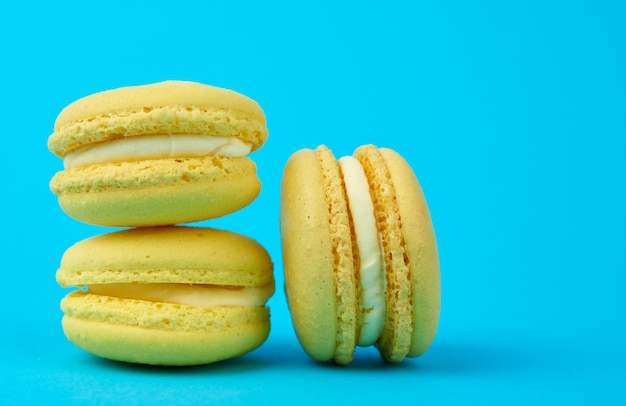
1, 0, 624, 404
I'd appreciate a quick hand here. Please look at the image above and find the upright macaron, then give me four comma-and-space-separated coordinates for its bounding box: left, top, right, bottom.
48, 80, 268, 227
56, 226, 274, 366
280, 145, 440, 365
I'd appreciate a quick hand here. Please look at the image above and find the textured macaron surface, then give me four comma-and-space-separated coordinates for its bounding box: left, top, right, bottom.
48, 80, 268, 158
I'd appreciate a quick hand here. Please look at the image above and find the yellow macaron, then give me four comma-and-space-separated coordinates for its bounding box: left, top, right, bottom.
48, 80, 268, 227
56, 226, 274, 366
280, 145, 440, 365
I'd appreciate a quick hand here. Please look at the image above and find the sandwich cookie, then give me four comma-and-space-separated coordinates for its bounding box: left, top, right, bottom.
280, 145, 439, 364
56, 226, 274, 366
48, 80, 268, 227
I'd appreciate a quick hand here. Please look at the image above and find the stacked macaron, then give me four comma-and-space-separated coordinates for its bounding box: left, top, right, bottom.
48, 81, 274, 366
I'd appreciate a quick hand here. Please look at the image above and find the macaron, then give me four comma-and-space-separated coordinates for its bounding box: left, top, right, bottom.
56, 226, 274, 366
280, 145, 440, 365
48, 80, 268, 227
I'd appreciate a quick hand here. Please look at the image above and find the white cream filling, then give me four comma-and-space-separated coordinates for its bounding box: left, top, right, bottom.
87, 282, 274, 307
64, 134, 252, 169
338, 156, 386, 347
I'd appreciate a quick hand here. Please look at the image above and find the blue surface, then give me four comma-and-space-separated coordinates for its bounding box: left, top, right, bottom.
2, 0, 625, 404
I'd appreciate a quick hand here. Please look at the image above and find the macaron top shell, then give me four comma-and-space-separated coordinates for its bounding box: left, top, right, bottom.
56, 226, 274, 288
48, 80, 268, 158
280, 148, 340, 361
281, 146, 361, 364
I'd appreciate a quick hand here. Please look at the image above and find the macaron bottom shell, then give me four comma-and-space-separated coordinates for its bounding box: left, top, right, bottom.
50, 156, 261, 227
61, 291, 270, 366
371, 148, 440, 358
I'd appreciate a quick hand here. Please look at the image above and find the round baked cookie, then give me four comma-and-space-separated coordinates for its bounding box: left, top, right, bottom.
56, 226, 274, 366
280, 145, 439, 365
48, 80, 268, 227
